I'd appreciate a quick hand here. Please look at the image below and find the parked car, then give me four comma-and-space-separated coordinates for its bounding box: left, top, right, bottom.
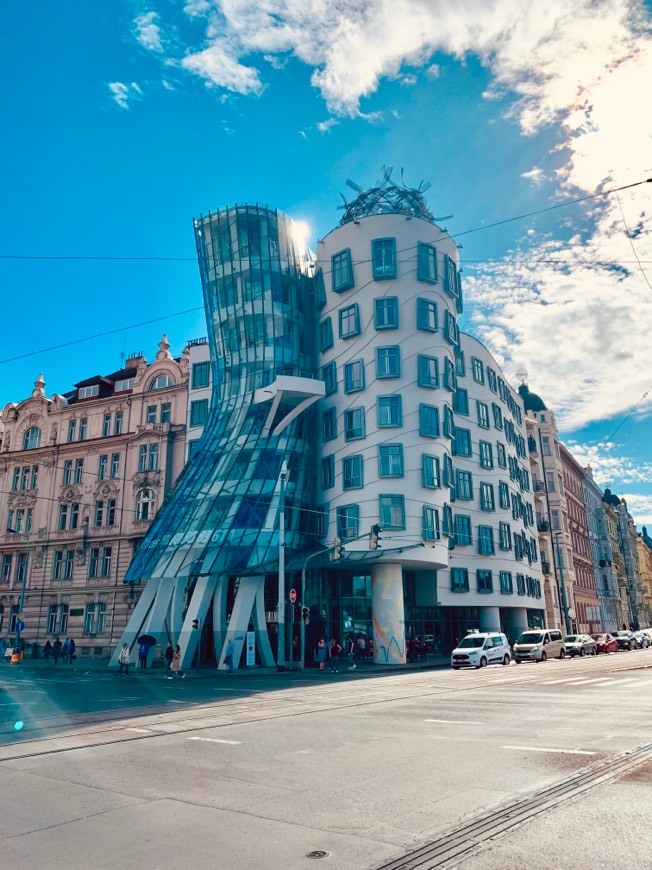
633, 631, 650, 649
451, 632, 511, 669
512, 629, 566, 663
564, 634, 597, 657
613, 630, 637, 651
591, 633, 618, 654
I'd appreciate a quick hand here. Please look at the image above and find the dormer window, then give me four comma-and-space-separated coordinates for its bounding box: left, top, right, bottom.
115, 378, 134, 392
79, 385, 99, 399
149, 375, 174, 391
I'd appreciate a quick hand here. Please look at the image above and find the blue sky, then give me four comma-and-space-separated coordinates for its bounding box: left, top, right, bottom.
1, 1, 651, 519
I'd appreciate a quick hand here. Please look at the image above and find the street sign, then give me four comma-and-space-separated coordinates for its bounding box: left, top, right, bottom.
15, 620, 25, 633
246, 631, 255, 667
17, 612, 24, 621
289, 588, 297, 603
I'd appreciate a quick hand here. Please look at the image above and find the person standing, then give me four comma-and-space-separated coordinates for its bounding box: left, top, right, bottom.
356, 635, 367, 660
224, 638, 235, 673
61, 638, 70, 664
118, 643, 130, 675
43, 640, 52, 661
345, 635, 356, 671
68, 638, 76, 664
138, 642, 149, 669
315, 638, 327, 672
52, 637, 62, 665
164, 642, 174, 679
328, 637, 342, 673
171, 644, 185, 679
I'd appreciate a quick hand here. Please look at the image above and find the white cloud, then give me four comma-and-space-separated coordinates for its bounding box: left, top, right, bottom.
134, 11, 164, 53
563, 440, 652, 487
521, 167, 546, 187
426, 63, 440, 78
180, 39, 264, 95
400, 73, 417, 87
108, 81, 143, 109
316, 118, 339, 134
621, 494, 652, 526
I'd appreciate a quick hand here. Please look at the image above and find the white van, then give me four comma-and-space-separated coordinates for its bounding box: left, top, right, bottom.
512, 628, 565, 663
451, 632, 511, 669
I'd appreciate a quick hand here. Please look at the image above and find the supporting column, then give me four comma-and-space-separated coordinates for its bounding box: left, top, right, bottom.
109, 579, 159, 667
505, 607, 528, 645
372, 563, 406, 664
217, 575, 261, 671
252, 576, 276, 667
479, 606, 501, 634
178, 573, 219, 670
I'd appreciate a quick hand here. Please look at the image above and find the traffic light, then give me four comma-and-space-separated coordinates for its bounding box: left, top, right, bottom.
330, 537, 344, 561
192, 618, 200, 630
302, 607, 309, 620
369, 524, 382, 550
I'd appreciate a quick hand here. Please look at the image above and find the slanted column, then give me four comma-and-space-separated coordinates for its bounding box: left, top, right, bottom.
479, 606, 501, 634
372, 563, 406, 664
505, 607, 528, 645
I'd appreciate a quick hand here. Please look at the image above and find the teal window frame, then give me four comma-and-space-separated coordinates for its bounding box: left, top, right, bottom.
339, 303, 360, 339
315, 268, 326, 308
419, 404, 439, 437
456, 470, 473, 500
471, 357, 484, 384
480, 482, 495, 511
443, 404, 455, 438
322, 361, 337, 395
379, 494, 405, 530
423, 506, 440, 541
454, 514, 472, 545
455, 349, 466, 376
477, 401, 490, 429
321, 455, 335, 489
479, 440, 493, 469
453, 387, 469, 415
516, 573, 526, 595
443, 255, 459, 298
378, 444, 404, 477
371, 238, 397, 279
374, 296, 399, 329
444, 310, 458, 345
422, 454, 441, 488
190, 399, 209, 427
376, 346, 400, 378
477, 569, 493, 592
342, 454, 364, 490
344, 359, 365, 393
492, 403, 503, 430
322, 407, 337, 442
418, 355, 439, 388
319, 317, 334, 351
454, 427, 472, 457
191, 361, 210, 389
377, 395, 402, 427
344, 407, 366, 441
487, 368, 498, 392
499, 522, 512, 550
337, 504, 359, 540
499, 481, 510, 509
332, 248, 354, 292
497, 442, 507, 468
451, 567, 469, 592
417, 242, 438, 283
444, 357, 456, 392
416, 297, 438, 331
500, 571, 513, 594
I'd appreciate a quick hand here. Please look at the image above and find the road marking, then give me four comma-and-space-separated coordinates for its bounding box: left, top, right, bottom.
124, 727, 154, 734
167, 699, 184, 704
540, 677, 590, 685
562, 677, 617, 685
425, 719, 484, 725
613, 677, 647, 684
503, 745, 596, 756
187, 736, 241, 745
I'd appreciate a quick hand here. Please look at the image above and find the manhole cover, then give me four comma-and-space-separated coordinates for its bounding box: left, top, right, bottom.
306, 851, 329, 859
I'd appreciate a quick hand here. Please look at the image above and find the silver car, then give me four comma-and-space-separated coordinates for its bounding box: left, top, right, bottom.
564, 634, 597, 657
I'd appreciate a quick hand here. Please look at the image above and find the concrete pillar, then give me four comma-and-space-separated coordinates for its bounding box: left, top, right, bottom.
372, 563, 406, 664
505, 607, 528, 645
479, 606, 501, 634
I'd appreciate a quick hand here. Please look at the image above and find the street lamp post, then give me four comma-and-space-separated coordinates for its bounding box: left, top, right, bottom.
553, 532, 572, 634
277, 462, 288, 672
7, 527, 30, 648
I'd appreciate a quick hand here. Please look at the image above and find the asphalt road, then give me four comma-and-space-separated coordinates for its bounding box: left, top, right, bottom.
1, 651, 651, 869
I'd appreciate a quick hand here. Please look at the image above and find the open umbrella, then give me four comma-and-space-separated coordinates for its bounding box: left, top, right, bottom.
137, 634, 156, 646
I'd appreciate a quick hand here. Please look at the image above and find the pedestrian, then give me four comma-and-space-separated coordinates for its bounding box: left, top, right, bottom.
164, 642, 174, 678
61, 638, 70, 664
52, 637, 62, 664
118, 643, 130, 675
328, 637, 342, 673
171, 644, 185, 679
68, 638, 76, 664
356, 635, 366, 659
224, 638, 235, 673
345, 635, 356, 671
420, 637, 427, 663
138, 642, 149, 669
43, 640, 52, 661
315, 638, 327, 672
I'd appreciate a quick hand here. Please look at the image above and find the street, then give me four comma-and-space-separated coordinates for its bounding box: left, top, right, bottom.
1, 652, 651, 869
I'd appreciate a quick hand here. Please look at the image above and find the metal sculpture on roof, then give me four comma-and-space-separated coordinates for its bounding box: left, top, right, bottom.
338, 166, 451, 226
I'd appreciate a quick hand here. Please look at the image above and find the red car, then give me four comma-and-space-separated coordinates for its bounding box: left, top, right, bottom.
591, 633, 618, 653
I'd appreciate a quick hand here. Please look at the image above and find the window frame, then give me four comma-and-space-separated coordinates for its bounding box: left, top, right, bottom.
332, 248, 354, 293
374, 296, 399, 330
371, 237, 397, 280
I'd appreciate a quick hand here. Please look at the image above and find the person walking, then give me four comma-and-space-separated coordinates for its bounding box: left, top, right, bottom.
61, 638, 70, 664
68, 638, 76, 664
118, 643, 130, 675
328, 637, 342, 673
138, 642, 149, 669
345, 635, 356, 671
224, 638, 235, 673
52, 637, 62, 665
164, 642, 174, 679
43, 640, 52, 661
170, 644, 185, 679
419, 637, 427, 663
315, 638, 327, 672
356, 635, 367, 660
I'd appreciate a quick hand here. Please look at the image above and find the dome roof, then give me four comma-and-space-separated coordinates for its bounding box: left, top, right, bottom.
518, 384, 547, 413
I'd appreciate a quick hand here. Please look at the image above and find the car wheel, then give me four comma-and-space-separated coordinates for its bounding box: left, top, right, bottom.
580, 648, 585, 657
559, 649, 566, 659
514, 658, 521, 664
540, 651, 547, 662
452, 666, 460, 671
592, 647, 597, 655
502, 654, 510, 666
478, 656, 488, 669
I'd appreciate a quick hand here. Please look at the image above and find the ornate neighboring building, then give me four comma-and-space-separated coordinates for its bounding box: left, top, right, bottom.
0, 336, 188, 655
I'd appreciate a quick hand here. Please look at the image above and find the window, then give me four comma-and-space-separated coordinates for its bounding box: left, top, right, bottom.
192, 361, 210, 388
98, 455, 107, 481
444, 310, 458, 346
419, 404, 439, 437
423, 507, 440, 541
322, 362, 338, 395
377, 395, 402, 427
69, 503, 79, 530
455, 514, 472, 545
115, 378, 134, 392
114, 412, 123, 436
22, 426, 41, 450
480, 482, 495, 511
79, 418, 88, 440
477, 402, 490, 429
455, 349, 466, 376
109, 453, 119, 479
322, 408, 337, 441
343, 455, 364, 489
332, 248, 354, 292
497, 443, 506, 468
454, 428, 471, 457
451, 568, 469, 592
160, 402, 171, 424
47, 603, 58, 633
339, 304, 360, 339
499, 522, 512, 550
443, 358, 456, 392
516, 573, 526, 595
418, 355, 439, 388
416, 297, 438, 334
67, 420, 76, 443
492, 403, 503, 430
146, 405, 157, 424
471, 357, 484, 384
149, 374, 174, 391
344, 360, 365, 393
94, 500, 103, 527
84, 603, 96, 634
52, 550, 74, 580
344, 407, 365, 441
62, 460, 72, 486
487, 368, 498, 392
319, 318, 333, 351
376, 346, 400, 378
444, 254, 459, 298
372, 238, 396, 279
479, 441, 493, 469
374, 297, 398, 329
443, 404, 455, 439
477, 569, 493, 592
15, 552, 28, 584
379, 444, 404, 477
514, 535, 523, 560
321, 455, 335, 489
138, 443, 159, 471
417, 242, 437, 283
478, 526, 495, 554
106, 499, 116, 526
190, 399, 209, 427
453, 388, 469, 415
379, 494, 405, 529
422, 454, 440, 488
89, 547, 99, 578
336, 504, 359, 540
136, 490, 154, 521
74, 458, 84, 484
499, 481, 510, 509
11, 468, 20, 491
443, 454, 454, 488
78, 385, 99, 399
545, 471, 555, 492
456, 470, 473, 500
1, 555, 12, 582
102, 414, 111, 437
500, 571, 513, 594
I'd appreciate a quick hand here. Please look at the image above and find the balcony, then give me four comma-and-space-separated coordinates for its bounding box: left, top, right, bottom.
541, 560, 551, 575
528, 436, 538, 454
533, 480, 545, 493
537, 520, 550, 533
